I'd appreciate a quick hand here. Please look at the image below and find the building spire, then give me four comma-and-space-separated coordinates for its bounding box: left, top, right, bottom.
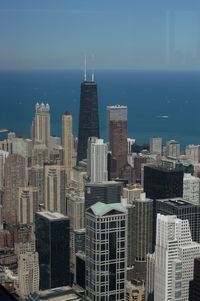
84, 55, 87, 81
91, 53, 95, 82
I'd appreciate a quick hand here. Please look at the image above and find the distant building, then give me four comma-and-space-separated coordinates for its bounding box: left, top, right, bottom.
85, 202, 127, 301
132, 193, 154, 281
28, 165, 44, 205
35, 211, 70, 290
85, 181, 122, 209
183, 173, 200, 205
3, 154, 26, 226
44, 164, 66, 214
123, 184, 143, 203
165, 139, 180, 159
145, 253, 155, 301
17, 251, 39, 298
0, 150, 9, 189
62, 112, 73, 184
17, 186, 39, 224
77, 75, 99, 164
144, 165, 183, 200
87, 137, 108, 183
149, 136, 162, 155
186, 144, 200, 163
107, 105, 128, 177
156, 198, 200, 243
154, 214, 200, 301
32, 143, 49, 166
32, 103, 50, 148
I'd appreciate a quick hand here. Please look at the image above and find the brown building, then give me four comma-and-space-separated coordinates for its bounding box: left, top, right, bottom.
3, 154, 26, 226
107, 105, 128, 178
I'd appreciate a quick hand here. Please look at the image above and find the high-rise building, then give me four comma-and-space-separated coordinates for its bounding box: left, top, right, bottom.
87, 137, 108, 183
156, 198, 200, 243
32, 143, 49, 166
192, 257, 200, 301
62, 112, 73, 184
44, 164, 66, 214
154, 214, 200, 301
66, 192, 84, 230
126, 280, 145, 301
28, 165, 44, 205
32, 103, 50, 148
145, 253, 155, 301
77, 74, 99, 164
85, 181, 122, 210
149, 136, 162, 155
3, 154, 26, 226
0, 150, 9, 189
186, 144, 200, 163
144, 165, 183, 200
165, 139, 180, 159
85, 202, 127, 301
17, 186, 39, 225
183, 173, 200, 205
35, 211, 70, 290
107, 105, 128, 177
17, 251, 39, 298
132, 193, 154, 280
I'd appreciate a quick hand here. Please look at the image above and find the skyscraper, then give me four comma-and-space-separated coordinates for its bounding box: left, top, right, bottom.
32, 103, 50, 148
44, 163, 66, 215
3, 154, 26, 226
87, 137, 108, 183
132, 193, 154, 281
62, 112, 73, 184
149, 136, 162, 155
154, 214, 200, 301
77, 73, 99, 164
107, 105, 128, 177
85, 202, 127, 301
85, 181, 122, 210
35, 211, 70, 290
17, 186, 39, 225
144, 165, 183, 200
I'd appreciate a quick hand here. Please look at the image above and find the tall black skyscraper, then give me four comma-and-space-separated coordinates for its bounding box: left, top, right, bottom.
77, 68, 99, 164
35, 211, 70, 290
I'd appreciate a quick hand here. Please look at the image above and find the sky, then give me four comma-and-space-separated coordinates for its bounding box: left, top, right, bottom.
0, 0, 200, 70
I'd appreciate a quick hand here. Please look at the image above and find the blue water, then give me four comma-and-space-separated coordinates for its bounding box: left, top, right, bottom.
0, 69, 200, 147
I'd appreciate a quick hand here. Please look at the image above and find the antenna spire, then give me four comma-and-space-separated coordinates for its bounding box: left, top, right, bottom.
84, 55, 87, 81
91, 53, 95, 82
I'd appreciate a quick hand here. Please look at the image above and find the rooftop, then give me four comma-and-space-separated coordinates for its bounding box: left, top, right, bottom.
157, 198, 197, 208
88, 202, 126, 216
37, 211, 69, 221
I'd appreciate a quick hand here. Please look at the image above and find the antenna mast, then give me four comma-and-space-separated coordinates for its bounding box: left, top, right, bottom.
84, 55, 87, 81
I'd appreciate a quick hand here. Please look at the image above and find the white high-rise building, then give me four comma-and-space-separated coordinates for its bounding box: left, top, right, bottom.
183, 173, 200, 205
32, 103, 50, 148
17, 187, 39, 225
17, 251, 39, 297
186, 144, 200, 163
154, 214, 200, 301
0, 150, 9, 189
44, 164, 66, 214
149, 136, 162, 155
87, 138, 108, 183
86, 202, 127, 301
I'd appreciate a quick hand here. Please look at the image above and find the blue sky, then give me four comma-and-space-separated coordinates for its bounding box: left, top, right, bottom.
0, 0, 200, 69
